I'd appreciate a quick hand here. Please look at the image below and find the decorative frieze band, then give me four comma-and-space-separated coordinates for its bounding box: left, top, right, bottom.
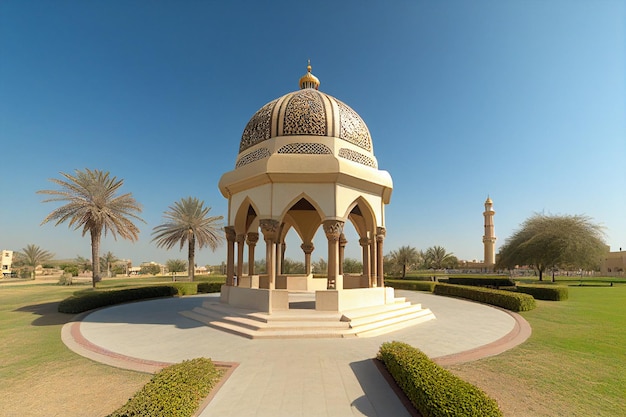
235, 147, 271, 168
338, 148, 377, 168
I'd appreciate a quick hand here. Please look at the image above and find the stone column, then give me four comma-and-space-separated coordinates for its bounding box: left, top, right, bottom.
236, 233, 245, 285
376, 227, 386, 288
370, 231, 377, 287
359, 236, 371, 287
339, 233, 347, 275
301, 242, 314, 275
246, 232, 259, 275
260, 219, 279, 289
323, 220, 344, 290
224, 226, 236, 286
276, 242, 286, 275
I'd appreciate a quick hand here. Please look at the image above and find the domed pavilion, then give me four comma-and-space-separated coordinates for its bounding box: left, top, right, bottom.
216, 64, 430, 325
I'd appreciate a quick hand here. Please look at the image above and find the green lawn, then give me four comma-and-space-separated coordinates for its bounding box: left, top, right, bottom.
449, 284, 626, 416
0, 275, 224, 417
1, 276, 624, 416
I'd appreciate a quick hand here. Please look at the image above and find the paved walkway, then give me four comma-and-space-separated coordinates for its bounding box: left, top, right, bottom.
62, 290, 531, 417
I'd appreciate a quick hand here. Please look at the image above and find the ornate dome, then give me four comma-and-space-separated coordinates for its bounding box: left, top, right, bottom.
237, 64, 375, 168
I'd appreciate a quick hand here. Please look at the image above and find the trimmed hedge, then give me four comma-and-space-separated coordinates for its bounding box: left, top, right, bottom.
378, 341, 503, 417
58, 286, 179, 314
386, 279, 436, 292
108, 358, 223, 417
197, 282, 223, 293
434, 283, 536, 312
169, 282, 198, 296
446, 277, 515, 288
515, 284, 569, 301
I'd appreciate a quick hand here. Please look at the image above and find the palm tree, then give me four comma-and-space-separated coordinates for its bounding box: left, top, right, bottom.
152, 197, 224, 281
19, 244, 54, 279
425, 245, 455, 270
166, 259, 187, 274
38, 169, 144, 288
100, 251, 118, 278
390, 245, 419, 278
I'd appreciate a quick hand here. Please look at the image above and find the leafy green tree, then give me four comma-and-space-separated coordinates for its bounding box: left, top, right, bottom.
343, 258, 363, 274
152, 197, 223, 281
389, 245, 419, 278
140, 264, 161, 275
312, 258, 327, 275
39, 169, 144, 287
100, 251, 118, 278
442, 254, 459, 269
166, 259, 187, 274
18, 244, 54, 279
111, 264, 127, 276
254, 259, 267, 274
424, 245, 455, 270
62, 265, 79, 277
282, 258, 305, 274
497, 214, 606, 281
75, 255, 92, 273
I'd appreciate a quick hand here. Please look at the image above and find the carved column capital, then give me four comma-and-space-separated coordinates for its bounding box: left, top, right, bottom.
260, 219, 280, 241
376, 227, 386, 242
246, 232, 259, 246
301, 242, 315, 254
359, 237, 370, 247
323, 220, 344, 242
339, 233, 348, 247
224, 226, 236, 242
236, 234, 245, 244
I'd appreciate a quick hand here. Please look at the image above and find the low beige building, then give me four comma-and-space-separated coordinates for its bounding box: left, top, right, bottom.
600, 247, 625, 275
1, 250, 13, 277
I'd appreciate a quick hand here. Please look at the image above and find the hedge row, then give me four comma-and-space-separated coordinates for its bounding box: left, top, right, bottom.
58, 286, 179, 314
446, 277, 516, 288
108, 358, 223, 417
197, 282, 223, 293
514, 284, 569, 301
434, 283, 536, 312
385, 280, 436, 292
378, 341, 503, 417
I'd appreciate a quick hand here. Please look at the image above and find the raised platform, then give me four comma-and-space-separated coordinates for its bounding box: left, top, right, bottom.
180, 292, 435, 339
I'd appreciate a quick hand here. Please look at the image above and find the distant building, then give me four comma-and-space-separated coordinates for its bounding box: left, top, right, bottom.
1, 250, 13, 277
600, 247, 625, 276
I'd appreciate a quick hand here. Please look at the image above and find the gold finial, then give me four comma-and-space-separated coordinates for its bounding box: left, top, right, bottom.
299, 60, 320, 90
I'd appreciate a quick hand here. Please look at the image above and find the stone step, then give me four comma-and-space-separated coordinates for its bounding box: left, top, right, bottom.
348, 307, 435, 333
201, 301, 343, 323
181, 310, 352, 339
181, 299, 435, 339
190, 304, 349, 331
342, 301, 422, 326
352, 310, 436, 338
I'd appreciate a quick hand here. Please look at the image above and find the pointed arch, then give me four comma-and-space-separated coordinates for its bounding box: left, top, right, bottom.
279, 194, 324, 244
233, 197, 260, 235
343, 196, 377, 237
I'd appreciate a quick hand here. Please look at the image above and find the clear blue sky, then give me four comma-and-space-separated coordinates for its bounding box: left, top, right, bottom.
1, 1, 624, 267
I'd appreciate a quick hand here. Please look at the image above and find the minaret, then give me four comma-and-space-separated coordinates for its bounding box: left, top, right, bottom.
482, 196, 496, 269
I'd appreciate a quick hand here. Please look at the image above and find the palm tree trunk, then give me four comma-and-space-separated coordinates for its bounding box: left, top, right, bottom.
91, 231, 101, 288
188, 233, 195, 281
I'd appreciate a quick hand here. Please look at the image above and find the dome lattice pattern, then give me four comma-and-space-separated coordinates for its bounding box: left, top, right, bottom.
239, 90, 373, 155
